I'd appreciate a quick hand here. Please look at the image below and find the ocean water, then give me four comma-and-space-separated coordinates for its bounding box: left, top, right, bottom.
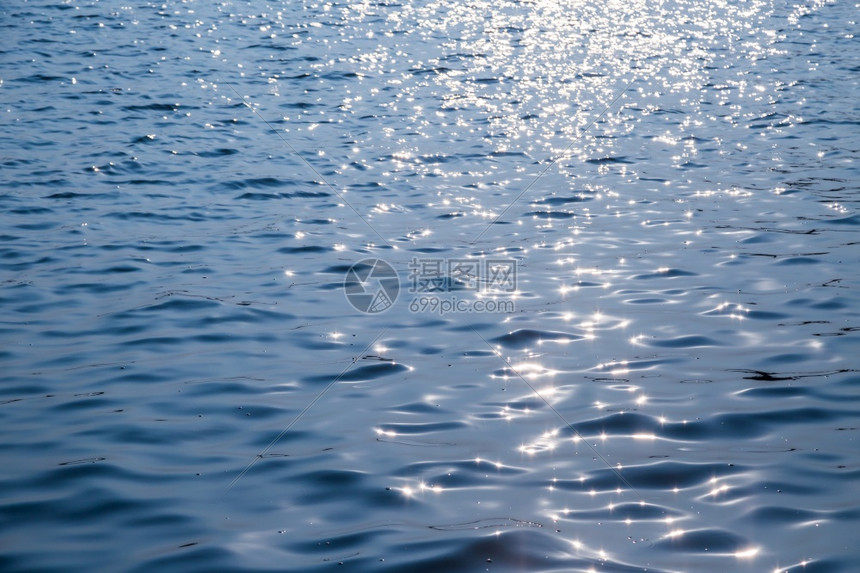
1, 0, 858, 571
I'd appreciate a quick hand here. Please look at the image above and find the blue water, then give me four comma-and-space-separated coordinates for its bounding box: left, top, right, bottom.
1, 1, 859, 571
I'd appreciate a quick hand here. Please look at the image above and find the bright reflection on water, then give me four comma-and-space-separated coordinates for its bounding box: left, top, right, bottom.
0, 0, 858, 571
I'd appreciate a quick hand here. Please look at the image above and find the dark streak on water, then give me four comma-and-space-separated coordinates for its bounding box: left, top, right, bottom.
1, 0, 859, 572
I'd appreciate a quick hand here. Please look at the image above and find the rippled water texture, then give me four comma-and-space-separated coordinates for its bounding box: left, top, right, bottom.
2, 0, 859, 571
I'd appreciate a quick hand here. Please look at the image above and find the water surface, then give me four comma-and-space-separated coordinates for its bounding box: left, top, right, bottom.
1, 0, 859, 571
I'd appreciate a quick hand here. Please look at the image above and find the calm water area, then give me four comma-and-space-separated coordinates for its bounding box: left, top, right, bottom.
1, 0, 859, 571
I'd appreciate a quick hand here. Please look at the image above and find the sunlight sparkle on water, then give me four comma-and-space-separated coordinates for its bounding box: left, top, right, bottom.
734, 547, 760, 559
